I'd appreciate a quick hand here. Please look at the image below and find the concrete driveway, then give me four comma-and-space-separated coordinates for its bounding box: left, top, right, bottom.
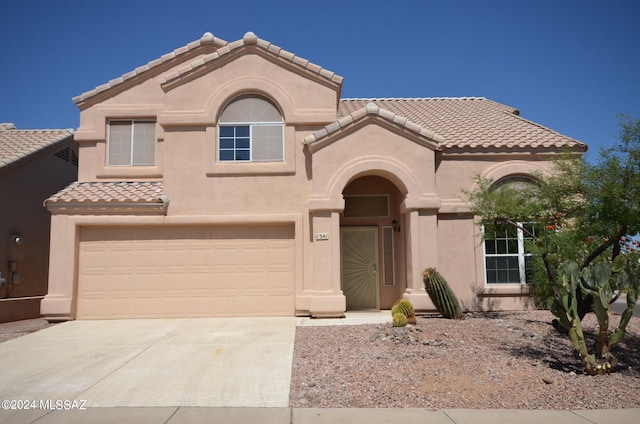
0, 318, 296, 408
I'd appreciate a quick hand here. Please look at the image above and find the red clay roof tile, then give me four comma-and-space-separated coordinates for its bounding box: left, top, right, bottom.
337, 98, 586, 151
45, 181, 165, 205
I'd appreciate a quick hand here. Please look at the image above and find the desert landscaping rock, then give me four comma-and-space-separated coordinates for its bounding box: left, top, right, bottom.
290, 310, 640, 409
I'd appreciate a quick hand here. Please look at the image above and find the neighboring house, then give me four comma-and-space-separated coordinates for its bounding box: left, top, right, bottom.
41, 32, 586, 321
0, 123, 76, 323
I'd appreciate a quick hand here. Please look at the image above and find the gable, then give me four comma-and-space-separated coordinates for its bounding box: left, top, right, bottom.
74, 32, 345, 142
73, 32, 343, 115
161, 32, 343, 97
159, 52, 340, 127
303, 102, 444, 153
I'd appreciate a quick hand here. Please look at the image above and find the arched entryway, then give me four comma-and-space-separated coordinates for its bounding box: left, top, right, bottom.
340, 175, 406, 310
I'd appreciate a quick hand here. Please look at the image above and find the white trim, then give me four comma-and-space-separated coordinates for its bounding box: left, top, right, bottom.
482, 222, 531, 286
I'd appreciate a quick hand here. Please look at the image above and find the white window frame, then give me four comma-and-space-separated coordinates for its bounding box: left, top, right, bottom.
107, 119, 156, 166
218, 121, 284, 162
482, 222, 534, 285
217, 95, 284, 163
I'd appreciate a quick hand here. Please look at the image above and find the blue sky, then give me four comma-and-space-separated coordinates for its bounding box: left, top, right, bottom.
1, 0, 638, 162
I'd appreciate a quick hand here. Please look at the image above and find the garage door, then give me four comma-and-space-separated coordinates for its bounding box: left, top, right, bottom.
77, 225, 295, 319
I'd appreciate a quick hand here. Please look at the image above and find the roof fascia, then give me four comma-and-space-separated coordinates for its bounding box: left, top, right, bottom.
439, 147, 587, 159
45, 202, 169, 215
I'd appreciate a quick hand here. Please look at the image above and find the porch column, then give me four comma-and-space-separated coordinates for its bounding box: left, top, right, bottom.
308, 210, 346, 317
403, 208, 438, 311
41, 214, 76, 321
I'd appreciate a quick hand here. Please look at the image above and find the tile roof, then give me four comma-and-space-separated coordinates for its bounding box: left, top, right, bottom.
45, 181, 167, 206
161, 32, 343, 88
303, 102, 444, 147
0, 124, 74, 170
74, 32, 343, 106
338, 98, 586, 151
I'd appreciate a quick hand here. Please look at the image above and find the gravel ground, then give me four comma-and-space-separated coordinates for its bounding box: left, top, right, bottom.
0, 318, 56, 343
289, 310, 640, 409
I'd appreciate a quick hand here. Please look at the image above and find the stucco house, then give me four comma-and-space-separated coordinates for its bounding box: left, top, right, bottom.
42, 32, 586, 321
0, 123, 76, 322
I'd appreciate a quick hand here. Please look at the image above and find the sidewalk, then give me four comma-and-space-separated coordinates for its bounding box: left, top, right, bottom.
2, 406, 639, 423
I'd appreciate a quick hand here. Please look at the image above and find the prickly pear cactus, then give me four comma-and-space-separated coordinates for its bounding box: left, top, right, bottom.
392, 312, 408, 327
423, 267, 464, 320
391, 299, 417, 324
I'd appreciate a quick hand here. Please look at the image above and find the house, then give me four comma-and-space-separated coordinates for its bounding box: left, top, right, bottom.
0, 123, 76, 323
41, 32, 586, 320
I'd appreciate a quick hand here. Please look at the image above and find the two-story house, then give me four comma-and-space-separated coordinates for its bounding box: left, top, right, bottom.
42, 32, 586, 320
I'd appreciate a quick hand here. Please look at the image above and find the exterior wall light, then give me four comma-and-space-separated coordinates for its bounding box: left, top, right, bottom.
391, 219, 400, 232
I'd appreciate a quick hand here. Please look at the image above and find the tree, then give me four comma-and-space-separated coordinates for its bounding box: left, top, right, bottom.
466, 116, 640, 375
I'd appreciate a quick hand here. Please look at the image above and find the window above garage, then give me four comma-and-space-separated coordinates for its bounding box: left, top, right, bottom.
107, 119, 156, 166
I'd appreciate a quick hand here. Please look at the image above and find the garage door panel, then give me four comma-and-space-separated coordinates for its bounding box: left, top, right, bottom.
77, 225, 295, 319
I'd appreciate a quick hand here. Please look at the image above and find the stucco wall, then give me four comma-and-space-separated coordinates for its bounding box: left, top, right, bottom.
0, 142, 77, 322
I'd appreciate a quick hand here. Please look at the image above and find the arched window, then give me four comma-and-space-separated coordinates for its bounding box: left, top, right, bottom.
492, 175, 537, 190
218, 95, 284, 162
483, 175, 539, 285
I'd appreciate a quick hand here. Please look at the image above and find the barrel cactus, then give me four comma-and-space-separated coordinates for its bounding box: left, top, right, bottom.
392, 312, 408, 327
423, 267, 464, 320
391, 299, 417, 324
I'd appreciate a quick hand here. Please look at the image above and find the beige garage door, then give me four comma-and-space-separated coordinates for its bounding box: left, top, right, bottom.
77, 225, 295, 319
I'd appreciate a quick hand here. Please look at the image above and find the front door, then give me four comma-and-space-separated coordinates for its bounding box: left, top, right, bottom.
340, 227, 379, 310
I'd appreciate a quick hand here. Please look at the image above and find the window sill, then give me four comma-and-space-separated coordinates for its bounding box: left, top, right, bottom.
477, 285, 531, 297
206, 160, 294, 176
97, 166, 162, 179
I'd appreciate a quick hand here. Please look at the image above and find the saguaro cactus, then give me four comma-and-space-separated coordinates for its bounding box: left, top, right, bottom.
423, 267, 464, 320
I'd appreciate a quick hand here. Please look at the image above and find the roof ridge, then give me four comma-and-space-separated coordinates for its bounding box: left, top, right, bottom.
161, 31, 343, 87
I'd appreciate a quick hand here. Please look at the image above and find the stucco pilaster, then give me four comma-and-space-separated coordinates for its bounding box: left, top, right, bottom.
41, 215, 77, 321
403, 209, 438, 311
308, 210, 346, 317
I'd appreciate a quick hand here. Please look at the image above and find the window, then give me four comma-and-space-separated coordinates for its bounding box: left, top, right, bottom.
483, 222, 538, 285
108, 120, 156, 166
218, 95, 284, 162
382, 226, 395, 286
343, 195, 389, 218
